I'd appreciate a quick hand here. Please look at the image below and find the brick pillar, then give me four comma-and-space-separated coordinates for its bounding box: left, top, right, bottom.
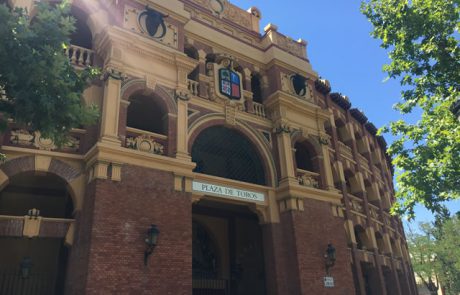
262, 198, 356, 295
67, 166, 192, 295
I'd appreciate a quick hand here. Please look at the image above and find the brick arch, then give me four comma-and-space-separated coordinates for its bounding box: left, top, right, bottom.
121, 79, 178, 115
188, 115, 277, 187
290, 131, 322, 158
0, 156, 84, 211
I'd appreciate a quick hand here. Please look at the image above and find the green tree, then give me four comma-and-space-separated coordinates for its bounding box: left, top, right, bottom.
0, 2, 98, 148
361, 0, 460, 218
408, 215, 460, 295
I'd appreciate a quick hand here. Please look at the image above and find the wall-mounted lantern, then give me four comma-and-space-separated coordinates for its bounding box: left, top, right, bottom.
144, 224, 159, 266
324, 243, 336, 275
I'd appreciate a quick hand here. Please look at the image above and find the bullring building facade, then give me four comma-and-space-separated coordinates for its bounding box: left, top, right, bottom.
0, 0, 418, 294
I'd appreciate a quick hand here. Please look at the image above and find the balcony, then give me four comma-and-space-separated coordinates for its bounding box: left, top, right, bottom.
296, 169, 320, 188
348, 194, 364, 214
253, 102, 267, 119
338, 141, 353, 160
125, 127, 167, 156
65, 44, 94, 68
0, 215, 74, 240
368, 203, 380, 220
188, 79, 199, 96
357, 153, 369, 167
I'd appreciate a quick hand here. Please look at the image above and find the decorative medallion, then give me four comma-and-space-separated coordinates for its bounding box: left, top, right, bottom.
124, 6, 178, 49
126, 134, 164, 155
209, 0, 227, 16
138, 6, 168, 39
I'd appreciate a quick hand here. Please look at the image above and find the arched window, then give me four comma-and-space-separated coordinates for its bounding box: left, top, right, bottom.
335, 119, 352, 149
365, 180, 380, 203
355, 132, 368, 155
69, 6, 92, 49
251, 73, 263, 103
127, 94, 167, 135
344, 170, 359, 195
294, 140, 320, 188
375, 232, 385, 254
354, 225, 371, 250
294, 142, 315, 172
191, 126, 266, 185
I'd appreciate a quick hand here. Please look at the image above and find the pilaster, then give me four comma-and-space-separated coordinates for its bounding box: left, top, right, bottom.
100, 68, 125, 146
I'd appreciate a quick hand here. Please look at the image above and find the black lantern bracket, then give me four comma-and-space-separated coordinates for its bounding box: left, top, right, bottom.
144, 224, 160, 266
324, 243, 336, 275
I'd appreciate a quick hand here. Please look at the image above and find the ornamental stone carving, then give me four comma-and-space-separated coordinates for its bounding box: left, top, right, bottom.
297, 173, 319, 188
124, 6, 178, 49
280, 73, 314, 102
10, 130, 80, 152
126, 134, 164, 155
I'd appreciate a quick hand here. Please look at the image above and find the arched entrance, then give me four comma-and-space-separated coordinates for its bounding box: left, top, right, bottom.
193, 201, 266, 295
191, 126, 266, 186
0, 172, 74, 294
191, 125, 267, 294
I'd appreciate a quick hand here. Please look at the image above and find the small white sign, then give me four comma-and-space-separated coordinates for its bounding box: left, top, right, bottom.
324, 276, 334, 288
192, 181, 265, 202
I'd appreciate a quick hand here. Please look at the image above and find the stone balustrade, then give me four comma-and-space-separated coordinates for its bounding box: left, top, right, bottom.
65, 44, 94, 67
188, 79, 199, 96
253, 102, 267, 118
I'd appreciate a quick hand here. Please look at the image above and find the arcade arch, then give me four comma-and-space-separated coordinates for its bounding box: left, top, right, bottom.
0, 171, 75, 294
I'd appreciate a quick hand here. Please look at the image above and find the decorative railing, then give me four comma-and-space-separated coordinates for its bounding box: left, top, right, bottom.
296, 169, 320, 188
368, 204, 380, 220
382, 212, 393, 227
348, 194, 364, 214
355, 249, 375, 263
188, 79, 199, 96
125, 127, 167, 156
0, 215, 74, 239
338, 141, 353, 159
357, 153, 369, 167
253, 102, 266, 118
377, 254, 392, 267
65, 44, 94, 67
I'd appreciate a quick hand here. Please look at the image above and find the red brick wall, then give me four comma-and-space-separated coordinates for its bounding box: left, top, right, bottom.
263, 198, 355, 295
66, 165, 192, 295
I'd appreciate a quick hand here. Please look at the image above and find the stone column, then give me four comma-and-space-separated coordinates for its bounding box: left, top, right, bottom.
175, 96, 191, 161
320, 142, 335, 190
99, 69, 124, 146
275, 127, 296, 182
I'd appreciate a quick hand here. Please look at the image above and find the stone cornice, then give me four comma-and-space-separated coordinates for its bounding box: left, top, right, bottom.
84, 142, 196, 177
276, 179, 342, 205
265, 90, 330, 122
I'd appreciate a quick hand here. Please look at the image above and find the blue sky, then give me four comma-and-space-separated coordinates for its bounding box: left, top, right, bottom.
230, 0, 460, 224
